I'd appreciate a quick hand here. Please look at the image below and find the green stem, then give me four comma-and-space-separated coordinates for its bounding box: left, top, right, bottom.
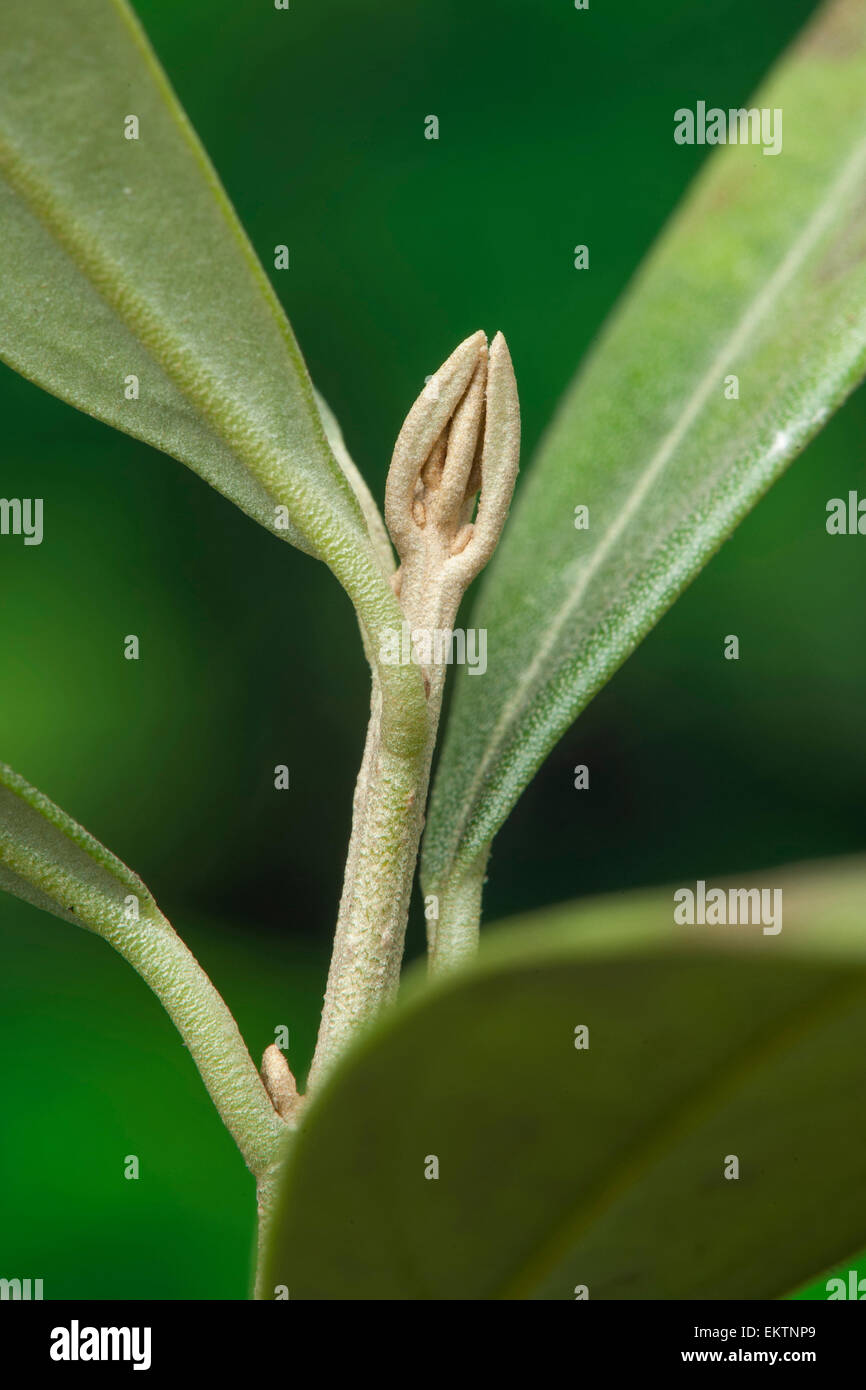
428, 850, 488, 973
306, 672, 431, 1091
306, 606, 476, 1087
253, 1156, 290, 1299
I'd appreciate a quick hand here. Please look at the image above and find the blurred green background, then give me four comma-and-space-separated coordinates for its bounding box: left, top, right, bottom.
2, 0, 864, 1298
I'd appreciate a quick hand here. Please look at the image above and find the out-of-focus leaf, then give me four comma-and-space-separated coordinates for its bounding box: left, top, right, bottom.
263, 857, 866, 1298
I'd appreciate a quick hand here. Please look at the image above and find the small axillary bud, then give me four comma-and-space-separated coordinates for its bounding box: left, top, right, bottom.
261, 1043, 301, 1122
384, 330, 520, 632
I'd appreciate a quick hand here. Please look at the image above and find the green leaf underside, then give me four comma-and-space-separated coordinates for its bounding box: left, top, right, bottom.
0, 0, 371, 565
264, 857, 866, 1299
0, 760, 155, 937
423, 0, 866, 894
0, 760, 287, 1173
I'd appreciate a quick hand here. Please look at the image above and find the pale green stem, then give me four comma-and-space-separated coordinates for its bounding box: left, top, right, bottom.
307, 600, 478, 1090
253, 1149, 293, 1299
428, 850, 489, 973
306, 675, 432, 1091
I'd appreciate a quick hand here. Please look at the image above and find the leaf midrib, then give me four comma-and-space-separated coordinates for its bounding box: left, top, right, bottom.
111, 0, 319, 429
0, 128, 324, 528
0, 0, 362, 561
441, 130, 866, 880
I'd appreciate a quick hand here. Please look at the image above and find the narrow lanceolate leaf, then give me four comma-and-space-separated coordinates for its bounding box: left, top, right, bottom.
0, 761, 155, 936
263, 857, 866, 1299
0, 762, 285, 1176
423, 0, 866, 912
0, 0, 400, 641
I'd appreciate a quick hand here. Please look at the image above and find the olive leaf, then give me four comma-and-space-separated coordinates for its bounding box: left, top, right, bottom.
0, 0, 393, 616
0, 761, 285, 1175
0, 760, 155, 935
262, 857, 866, 1298
422, 0, 866, 935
